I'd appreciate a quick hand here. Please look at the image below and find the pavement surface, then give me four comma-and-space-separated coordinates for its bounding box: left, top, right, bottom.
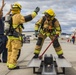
0, 38, 76, 75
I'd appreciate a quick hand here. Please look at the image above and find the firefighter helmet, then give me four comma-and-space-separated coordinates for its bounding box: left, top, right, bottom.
12, 2, 22, 10
44, 9, 55, 17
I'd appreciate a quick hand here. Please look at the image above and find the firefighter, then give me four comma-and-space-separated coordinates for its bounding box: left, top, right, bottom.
6, 2, 40, 70
33, 9, 64, 59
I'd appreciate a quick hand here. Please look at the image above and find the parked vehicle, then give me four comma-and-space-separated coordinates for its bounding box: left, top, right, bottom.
23, 36, 30, 43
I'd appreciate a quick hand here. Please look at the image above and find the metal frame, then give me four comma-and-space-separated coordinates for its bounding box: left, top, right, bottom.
27, 55, 72, 75
32, 61, 66, 75
33, 67, 41, 74
57, 67, 65, 74
32, 61, 43, 74
54, 61, 65, 74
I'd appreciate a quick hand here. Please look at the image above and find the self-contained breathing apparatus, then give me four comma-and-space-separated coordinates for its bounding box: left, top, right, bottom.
35, 17, 59, 37
39, 17, 56, 33
4, 14, 24, 37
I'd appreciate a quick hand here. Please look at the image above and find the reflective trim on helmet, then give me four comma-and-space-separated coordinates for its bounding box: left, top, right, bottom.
12, 3, 22, 10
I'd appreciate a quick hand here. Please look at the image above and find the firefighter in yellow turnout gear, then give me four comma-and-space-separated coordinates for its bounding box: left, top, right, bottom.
6, 2, 40, 70
33, 9, 64, 59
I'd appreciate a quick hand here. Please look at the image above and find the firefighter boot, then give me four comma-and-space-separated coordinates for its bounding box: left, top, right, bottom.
33, 54, 39, 58
58, 54, 64, 59
8, 64, 20, 70
8, 66, 20, 70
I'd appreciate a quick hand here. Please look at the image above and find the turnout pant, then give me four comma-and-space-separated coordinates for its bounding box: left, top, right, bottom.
34, 33, 63, 56
6, 39, 22, 68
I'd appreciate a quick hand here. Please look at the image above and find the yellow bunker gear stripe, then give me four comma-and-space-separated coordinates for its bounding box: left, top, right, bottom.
56, 27, 61, 31
35, 26, 39, 30
7, 24, 23, 40
34, 50, 40, 54
8, 36, 22, 40
31, 12, 37, 18
56, 50, 63, 55
8, 64, 16, 68
13, 24, 22, 29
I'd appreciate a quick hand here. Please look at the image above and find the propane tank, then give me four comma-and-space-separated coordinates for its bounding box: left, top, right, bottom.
4, 15, 11, 31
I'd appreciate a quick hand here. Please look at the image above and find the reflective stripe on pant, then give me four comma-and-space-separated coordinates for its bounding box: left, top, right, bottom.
34, 33, 47, 54
6, 39, 22, 68
49, 36, 63, 55
34, 33, 63, 56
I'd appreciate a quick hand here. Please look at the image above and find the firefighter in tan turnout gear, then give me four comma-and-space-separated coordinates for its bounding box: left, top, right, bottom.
33, 9, 64, 59
6, 2, 40, 70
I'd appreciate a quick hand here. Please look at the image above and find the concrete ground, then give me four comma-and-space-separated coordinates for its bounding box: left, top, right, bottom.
0, 38, 76, 75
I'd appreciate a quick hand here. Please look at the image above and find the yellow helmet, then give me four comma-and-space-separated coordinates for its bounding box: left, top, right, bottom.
12, 2, 22, 10
44, 9, 55, 17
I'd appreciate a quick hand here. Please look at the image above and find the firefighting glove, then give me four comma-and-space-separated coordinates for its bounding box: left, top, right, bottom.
35, 30, 39, 37
55, 31, 60, 38
34, 7, 40, 14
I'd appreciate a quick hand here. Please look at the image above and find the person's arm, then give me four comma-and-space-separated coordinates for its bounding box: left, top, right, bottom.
34, 18, 43, 37
54, 19, 61, 35
0, 0, 6, 19
2, 9, 11, 21
19, 7, 40, 24
0, 0, 6, 11
24, 7, 40, 22
5, 4, 12, 17
3, 5, 12, 21
34, 18, 42, 31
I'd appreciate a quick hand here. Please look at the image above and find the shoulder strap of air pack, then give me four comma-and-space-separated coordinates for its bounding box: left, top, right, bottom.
41, 16, 46, 29
52, 18, 57, 26
9, 14, 24, 30
41, 17, 57, 29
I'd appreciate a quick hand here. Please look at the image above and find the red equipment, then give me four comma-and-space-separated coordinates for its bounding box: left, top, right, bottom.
39, 35, 58, 59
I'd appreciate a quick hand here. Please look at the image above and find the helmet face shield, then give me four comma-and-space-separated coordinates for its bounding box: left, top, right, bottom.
45, 13, 53, 18
44, 13, 54, 21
